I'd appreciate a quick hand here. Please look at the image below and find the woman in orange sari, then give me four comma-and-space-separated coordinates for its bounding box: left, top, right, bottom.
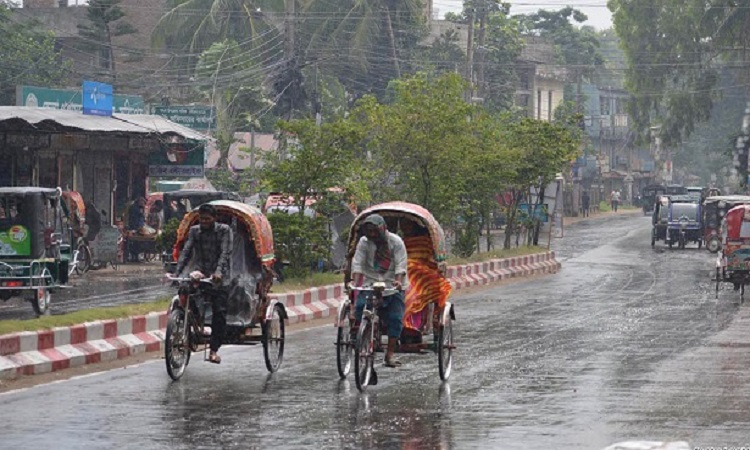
400, 219, 452, 343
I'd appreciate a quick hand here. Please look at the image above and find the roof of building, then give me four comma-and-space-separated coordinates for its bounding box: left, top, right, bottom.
0, 107, 209, 140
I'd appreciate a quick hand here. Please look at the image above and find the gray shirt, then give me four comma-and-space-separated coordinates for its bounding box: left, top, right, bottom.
351, 232, 408, 295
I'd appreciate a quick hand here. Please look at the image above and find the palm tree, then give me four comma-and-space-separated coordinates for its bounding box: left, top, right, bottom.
300, 0, 426, 96
152, 0, 285, 69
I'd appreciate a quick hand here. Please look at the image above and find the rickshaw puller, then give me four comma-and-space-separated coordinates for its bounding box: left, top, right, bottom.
171, 204, 233, 364
351, 214, 408, 368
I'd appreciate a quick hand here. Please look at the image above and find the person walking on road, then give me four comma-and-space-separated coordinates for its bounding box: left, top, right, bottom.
610, 189, 621, 213
581, 191, 590, 217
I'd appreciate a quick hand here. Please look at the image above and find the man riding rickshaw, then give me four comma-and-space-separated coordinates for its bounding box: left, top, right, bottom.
164, 200, 285, 380
335, 201, 456, 391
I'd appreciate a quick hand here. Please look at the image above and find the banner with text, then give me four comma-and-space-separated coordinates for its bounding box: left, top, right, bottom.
16, 85, 145, 114
148, 140, 205, 178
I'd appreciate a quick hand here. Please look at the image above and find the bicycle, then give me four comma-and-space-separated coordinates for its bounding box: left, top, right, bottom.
67, 237, 92, 276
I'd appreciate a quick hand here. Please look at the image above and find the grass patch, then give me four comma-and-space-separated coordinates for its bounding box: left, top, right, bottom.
599, 201, 611, 212
445, 245, 548, 265
272, 272, 343, 293
0, 298, 171, 335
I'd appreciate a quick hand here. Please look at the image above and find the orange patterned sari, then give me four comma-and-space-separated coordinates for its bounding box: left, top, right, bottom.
402, 235, 452, 332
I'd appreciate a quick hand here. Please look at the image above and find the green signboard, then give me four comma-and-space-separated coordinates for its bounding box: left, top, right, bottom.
148, 140, 205, 178
151, 105, 216, 131
0, 225, 31, 256
16, 85, 145, 114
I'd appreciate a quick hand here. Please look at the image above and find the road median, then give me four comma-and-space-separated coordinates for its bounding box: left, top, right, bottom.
0, 251, 560, 380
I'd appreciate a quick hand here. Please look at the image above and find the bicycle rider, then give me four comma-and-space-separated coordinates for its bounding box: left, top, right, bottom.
170, 204, 232, 364
351, 214, 408, 368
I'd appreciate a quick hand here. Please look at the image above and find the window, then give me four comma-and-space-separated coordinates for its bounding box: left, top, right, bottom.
537, 90, 542, 120
548, 91, 553, 121
600, 96, 611, 115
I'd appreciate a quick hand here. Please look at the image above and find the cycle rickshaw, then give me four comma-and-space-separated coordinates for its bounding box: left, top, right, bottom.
715, 204, 750, 302
0, 187, 73, 316
61, 190, 92, 275
164, 200, 287, 380
335, 202, 456, 391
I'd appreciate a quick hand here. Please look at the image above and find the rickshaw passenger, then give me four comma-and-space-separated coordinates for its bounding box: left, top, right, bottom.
351, 214, 408, 368
172, 204, 233, 364
400, 219, 452, 343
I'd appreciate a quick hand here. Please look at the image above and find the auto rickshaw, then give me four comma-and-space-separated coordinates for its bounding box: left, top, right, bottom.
665, 199, 702, 249
651, 195, 670, 247
642, 184, 666, 216
0, 187, 72, 315
702, 195, 750, 253
335, 201, 456, 391
715, 204, 750, 301
164, 200, 286, 380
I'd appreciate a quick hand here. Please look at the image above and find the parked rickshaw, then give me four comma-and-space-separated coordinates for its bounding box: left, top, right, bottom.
164, 200, 286, 381
336, 202, 456, 391
0, 187, 72, 315
715, 204, 750, 301
61, 190, 92, 275
665, 199, 702, 249
651, 196, 669, 247
702, 195, 750, 253
642, 184, 666, 216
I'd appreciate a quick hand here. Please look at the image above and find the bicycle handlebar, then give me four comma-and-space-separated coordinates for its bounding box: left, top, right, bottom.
165, 275, 213, 284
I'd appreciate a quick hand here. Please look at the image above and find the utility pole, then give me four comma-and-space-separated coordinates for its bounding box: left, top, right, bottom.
465, 4, 476, 102
284, 0, 296, 59
476, 2, 487, 99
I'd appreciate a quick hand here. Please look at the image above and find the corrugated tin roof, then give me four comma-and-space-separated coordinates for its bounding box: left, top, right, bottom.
0, 107, 210, 140
113, 114, 209, 141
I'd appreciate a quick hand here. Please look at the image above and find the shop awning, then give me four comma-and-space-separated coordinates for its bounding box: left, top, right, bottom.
0, 107, 209, 140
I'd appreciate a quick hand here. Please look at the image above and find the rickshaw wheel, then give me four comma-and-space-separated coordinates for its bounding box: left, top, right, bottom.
354, 319, 375, 392
30, 288, 50, 317
263, 304, 285, 373
438, 317, 454, 381
75, 241, 92, 275
336, 304, 353, 379
165, 309, 191, 381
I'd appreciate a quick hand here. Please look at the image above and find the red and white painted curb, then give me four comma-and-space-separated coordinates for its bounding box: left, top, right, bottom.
0, 251, 559, 379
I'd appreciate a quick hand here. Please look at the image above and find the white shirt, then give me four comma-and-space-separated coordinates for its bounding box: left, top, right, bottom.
351, 232, 408, 295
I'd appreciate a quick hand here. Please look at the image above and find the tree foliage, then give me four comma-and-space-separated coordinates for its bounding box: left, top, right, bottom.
0, 5, 68, 104
78, 0, 137, 79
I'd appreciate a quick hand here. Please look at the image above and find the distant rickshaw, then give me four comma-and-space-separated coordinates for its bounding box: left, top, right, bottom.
164, 200, 285, 380
665, 199, 702, 249
715, 204, 750, 301
0, 187, 74, 316
336, 201, 456, 391
61, 190, 92, 275
642, 184, 666, 216
702, 195, 750, 253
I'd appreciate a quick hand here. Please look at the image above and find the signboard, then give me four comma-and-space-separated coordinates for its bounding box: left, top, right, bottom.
91, 226, 120, 266
148, 140, 205, 178
0, 225, 31, 256
16, 85, 145, 114
518, 203, 549, 223
82, 81, 113, 117
152, 105, 216, 131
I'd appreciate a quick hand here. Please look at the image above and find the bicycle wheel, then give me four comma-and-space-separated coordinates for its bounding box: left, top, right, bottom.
438, 317, 454, 381
354, 318, 375, 392
263, 304, 285, 373
75, 241, 92, 275
165, 308, 191, 381
336, 304, 353, 379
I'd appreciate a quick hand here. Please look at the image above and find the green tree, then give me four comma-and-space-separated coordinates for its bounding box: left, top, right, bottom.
77, 0, 137, 80
300, 0, 426, 98
0, 6, 68, 104
500, 117, 581, 248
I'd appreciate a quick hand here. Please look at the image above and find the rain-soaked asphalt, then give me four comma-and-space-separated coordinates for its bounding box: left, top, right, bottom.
3, 212, 750, 449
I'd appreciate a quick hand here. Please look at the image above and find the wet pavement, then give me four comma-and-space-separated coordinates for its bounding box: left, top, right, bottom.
0, 263, 168, 320
3, 212, 750, 448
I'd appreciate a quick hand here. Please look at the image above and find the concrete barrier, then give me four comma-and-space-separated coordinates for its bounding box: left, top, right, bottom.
0, 251, 560, 379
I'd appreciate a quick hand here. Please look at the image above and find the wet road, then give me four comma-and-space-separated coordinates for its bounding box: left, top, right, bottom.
3, 213, 750, 449
0, 265, 168, 320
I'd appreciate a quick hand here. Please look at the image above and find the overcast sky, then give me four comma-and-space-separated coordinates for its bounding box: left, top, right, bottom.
432, 0, 614, 30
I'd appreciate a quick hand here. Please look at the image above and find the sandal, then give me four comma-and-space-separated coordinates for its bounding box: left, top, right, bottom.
208, 353, 222, 364
384, 357, 402, 368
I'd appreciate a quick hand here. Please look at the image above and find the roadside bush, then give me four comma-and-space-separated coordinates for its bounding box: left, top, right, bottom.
599, 200, 611, 212
156, 218, 180, 254
268, 211, 331, 279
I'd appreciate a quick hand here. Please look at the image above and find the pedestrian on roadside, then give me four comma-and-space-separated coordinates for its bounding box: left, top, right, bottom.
581, 191, 590, 217
610, 189, 620, 213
